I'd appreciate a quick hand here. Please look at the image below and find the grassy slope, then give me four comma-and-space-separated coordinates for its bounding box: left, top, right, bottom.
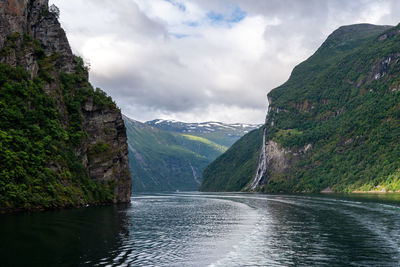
124, 117, 228, 192
146, 120, 260, 147
201, 23, 400, 193
200, 128, 263, 191
181, 134, 227, 153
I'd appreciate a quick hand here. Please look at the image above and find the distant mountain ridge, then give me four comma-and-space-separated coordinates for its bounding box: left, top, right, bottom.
124, 116, 260, 192
146, 119, 261, 147
147, 119, 260, 133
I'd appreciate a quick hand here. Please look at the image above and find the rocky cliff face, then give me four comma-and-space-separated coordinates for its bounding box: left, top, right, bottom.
247, 23, 400, 193
201, 23, 400, 193
249, 137, 312, 191
0, 0, 74, 74
0, 0, 131, 205
82, 99, 131, 203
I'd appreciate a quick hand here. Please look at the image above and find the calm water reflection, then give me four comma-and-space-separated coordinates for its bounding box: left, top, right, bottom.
1, 193, 400, 266
0, 204, 131, 266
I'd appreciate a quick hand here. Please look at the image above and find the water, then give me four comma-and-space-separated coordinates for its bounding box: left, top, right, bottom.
1, 193, 400, 266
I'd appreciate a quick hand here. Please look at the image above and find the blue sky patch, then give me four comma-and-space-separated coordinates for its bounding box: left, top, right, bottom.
229, 6, 247, 23
170, 5, 246, 38
206, 5, 247, 26
184, 21, 200, 27
207, 11, 224, 22
170, 33, 189, 39
164, 0, 186, 12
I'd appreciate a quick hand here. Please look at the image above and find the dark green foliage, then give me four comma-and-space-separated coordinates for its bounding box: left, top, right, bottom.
88, 143, 110, 156
266, 24, 400, 193
200, 128, 263, 191
0, 38, 116, 210
59, 57, 115, 147
201, 23, 400, 193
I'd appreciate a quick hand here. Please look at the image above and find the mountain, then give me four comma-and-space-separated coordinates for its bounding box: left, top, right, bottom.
0, 0, 131, 212
201, 23, 400, 193
146, 119, 260, 147
124, 116, 260, 192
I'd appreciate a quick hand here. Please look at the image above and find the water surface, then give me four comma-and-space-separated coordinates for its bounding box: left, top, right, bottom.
1, 193, 400, 266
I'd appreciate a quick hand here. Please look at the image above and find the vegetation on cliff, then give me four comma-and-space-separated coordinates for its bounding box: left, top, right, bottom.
0, 54, 116, 210
199, 128, 263, 191
201, 23, 400, 193
0, 1, 131, 211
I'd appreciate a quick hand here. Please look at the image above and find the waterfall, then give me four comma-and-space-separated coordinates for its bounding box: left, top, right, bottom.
249, 128, 267, 190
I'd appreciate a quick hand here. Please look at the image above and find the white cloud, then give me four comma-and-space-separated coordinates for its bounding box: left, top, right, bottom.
49, 0, 400, 123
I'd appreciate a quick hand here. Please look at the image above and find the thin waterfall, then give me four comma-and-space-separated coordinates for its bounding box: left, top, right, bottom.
249, 128, 267, 190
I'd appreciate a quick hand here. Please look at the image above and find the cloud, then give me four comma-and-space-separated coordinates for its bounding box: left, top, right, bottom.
50, 0, 400, 123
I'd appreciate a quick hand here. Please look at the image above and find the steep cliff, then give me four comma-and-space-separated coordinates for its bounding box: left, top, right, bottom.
201, 23, 400, 193
0, 0, 131, 211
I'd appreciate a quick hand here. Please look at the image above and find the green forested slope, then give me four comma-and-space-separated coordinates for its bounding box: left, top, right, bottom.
124, 116, 227, 191
201, 23, 400, 193
0, 42, 116, 210
199, 128, 263, 191
0, 1, 131, 211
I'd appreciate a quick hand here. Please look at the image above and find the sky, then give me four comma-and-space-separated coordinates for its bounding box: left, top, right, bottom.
49, 0, 400, 124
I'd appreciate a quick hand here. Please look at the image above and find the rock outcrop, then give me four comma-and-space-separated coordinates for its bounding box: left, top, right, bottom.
249, 137, 312, 190
201, 23, 400, 193
0, 0, 74, 74
0, 0, 131, 205
247, 23, 400, 193
82, 98, 131, 203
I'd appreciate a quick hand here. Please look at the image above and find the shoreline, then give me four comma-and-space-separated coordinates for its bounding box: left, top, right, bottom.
0, 201, 132, 215
351, 190, 400, 194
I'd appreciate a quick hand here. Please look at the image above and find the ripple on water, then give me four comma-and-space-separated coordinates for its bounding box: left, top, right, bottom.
112, 193, 400, 267
1, 193, 400, 267
103, 195, 261, 267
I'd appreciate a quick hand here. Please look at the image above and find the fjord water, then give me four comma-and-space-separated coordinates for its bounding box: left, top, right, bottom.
1, 193, 400, 266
